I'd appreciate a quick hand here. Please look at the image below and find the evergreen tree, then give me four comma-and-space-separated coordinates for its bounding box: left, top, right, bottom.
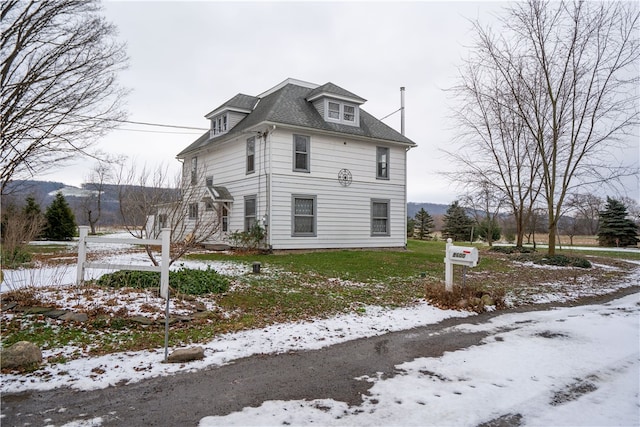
44, 192, 77, 240
442, 201, 475, 242
414, 208, 434, 240
406, 217, 416, 238
597, 197, 639, 247
477, 218, 501, 244
23, 196, 45, 238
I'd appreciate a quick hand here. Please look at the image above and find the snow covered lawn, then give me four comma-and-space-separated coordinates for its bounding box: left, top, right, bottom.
1, 236, 639, 426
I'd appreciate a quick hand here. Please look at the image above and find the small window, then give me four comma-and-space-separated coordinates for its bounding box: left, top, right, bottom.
292, 195, 316, 236
343, 105, 355, 122
376, 147, 389, 179
293, 135, 310, 172
205, 200, 214, 212
221, 205, 229, 232
247, 137, 255, 174
206, 176, 213, 187
222, 115, 227, 132
371, 199, 390, 236
156, 213, 168, 234
328, 102, 340, 119
190, 157, 198, 184
188, 203, 199, 220
244, 196, 256, 231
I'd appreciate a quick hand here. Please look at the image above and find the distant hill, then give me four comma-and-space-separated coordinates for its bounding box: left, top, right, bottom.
407, 202, 449, 217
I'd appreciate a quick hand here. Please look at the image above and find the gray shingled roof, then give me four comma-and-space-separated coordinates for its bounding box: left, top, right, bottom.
177, 82, 416, 158
306, 83, 366, 103
205, 93, 258, 117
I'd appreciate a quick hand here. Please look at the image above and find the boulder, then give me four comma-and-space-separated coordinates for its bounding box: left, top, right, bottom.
1, 341, 42, 369
481, 294, 495, 306
166, 346, 205, 363
59, 312, 89, 322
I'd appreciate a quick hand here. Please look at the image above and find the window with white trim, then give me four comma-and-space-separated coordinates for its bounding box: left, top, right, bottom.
188, 203, 199, 220
376, 147, 389, 179
221, 205, 229, 232
293, 134, 310, 172
324, 99, 358, 125
292, 195, 316, 236
211, 113, 229, 136
244, 196, 256, 231
190, 157, 198, 184
371, 199, 390, 236
246, 137, 255, 174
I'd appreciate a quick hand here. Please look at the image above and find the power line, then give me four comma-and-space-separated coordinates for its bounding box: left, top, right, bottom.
112, 118, 208, 131
76, 114, 208, 131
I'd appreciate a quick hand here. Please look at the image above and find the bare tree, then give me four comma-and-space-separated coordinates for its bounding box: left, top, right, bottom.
80, 160, 117, 234
0, 0, 128, 194
117, 161, 220, 266
461, 181, 505, 246
448, 56, 543, 248
565, 193, 603, 235
465, 0, 639, 255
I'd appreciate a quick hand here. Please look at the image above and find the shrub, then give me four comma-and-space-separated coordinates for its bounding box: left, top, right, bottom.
227, 223, 266, 252
513, 254, 592, 269
490, 246, 535, 254
96, 267, 230, 295
424, 283, 506, 313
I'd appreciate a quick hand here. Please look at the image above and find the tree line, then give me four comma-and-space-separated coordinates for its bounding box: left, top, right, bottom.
408, 197, 639, 248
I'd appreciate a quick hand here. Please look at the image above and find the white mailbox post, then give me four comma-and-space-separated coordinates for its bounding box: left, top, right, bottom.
444, 238, 479, 291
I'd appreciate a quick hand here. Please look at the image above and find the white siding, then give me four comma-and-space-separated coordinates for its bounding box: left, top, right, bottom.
267, 129, 407, 249
188, 126, 409, 250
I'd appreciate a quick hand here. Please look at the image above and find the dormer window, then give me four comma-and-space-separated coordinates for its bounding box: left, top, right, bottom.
324, 99, 358, 126
210, 113, 229, 136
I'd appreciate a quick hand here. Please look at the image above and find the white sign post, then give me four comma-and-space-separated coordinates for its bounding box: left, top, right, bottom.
444, 238, 479, 291
77, 226, 172, 360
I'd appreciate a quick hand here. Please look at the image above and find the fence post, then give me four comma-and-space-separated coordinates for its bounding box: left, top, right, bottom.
444, 238, 453, 292
77, 226, 89, 286
160, 228, 170, 299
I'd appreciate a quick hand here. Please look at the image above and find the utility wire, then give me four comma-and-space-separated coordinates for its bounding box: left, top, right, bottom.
74, 114, 208, 131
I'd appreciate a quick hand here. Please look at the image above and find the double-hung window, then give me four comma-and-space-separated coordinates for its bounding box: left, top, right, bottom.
328, 102, 340, 120
343, 105, 355, 122
371, 199, 390, 236
244, 196, 256, 231
246, 137, 255, 174
376, 147, 389, 179
325, 100, 357, 125
221, 205, 229, 232
293, 135, 310, 172
292, 195, 316, 236
190, 157, 198, 184
188, 203, 199, 220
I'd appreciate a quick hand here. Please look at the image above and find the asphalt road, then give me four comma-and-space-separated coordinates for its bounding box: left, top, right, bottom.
2, 287, 638, 427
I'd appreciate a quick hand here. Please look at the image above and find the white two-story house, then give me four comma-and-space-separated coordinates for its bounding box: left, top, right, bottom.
175, 78, 417, 250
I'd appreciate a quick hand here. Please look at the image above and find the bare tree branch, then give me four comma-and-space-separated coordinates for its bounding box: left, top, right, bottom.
0, 0, 129, 194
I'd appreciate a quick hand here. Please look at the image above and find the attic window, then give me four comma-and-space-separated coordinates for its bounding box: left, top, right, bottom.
211, 113, 228, 136
324, 99, 358, 126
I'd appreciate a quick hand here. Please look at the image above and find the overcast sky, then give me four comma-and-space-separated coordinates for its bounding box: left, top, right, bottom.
45, 0, 638, 205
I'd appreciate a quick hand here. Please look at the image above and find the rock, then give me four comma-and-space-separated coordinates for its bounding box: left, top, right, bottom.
44, 310, 69, 319
193, 301, 207, 312
22, 306, 53, 314
166, 346, 204, 363
457, 299, 469, 309
481, 294, 495, 306
59, 312, 89, 322
1, 341, 42, 369
130, 316, 154, 325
